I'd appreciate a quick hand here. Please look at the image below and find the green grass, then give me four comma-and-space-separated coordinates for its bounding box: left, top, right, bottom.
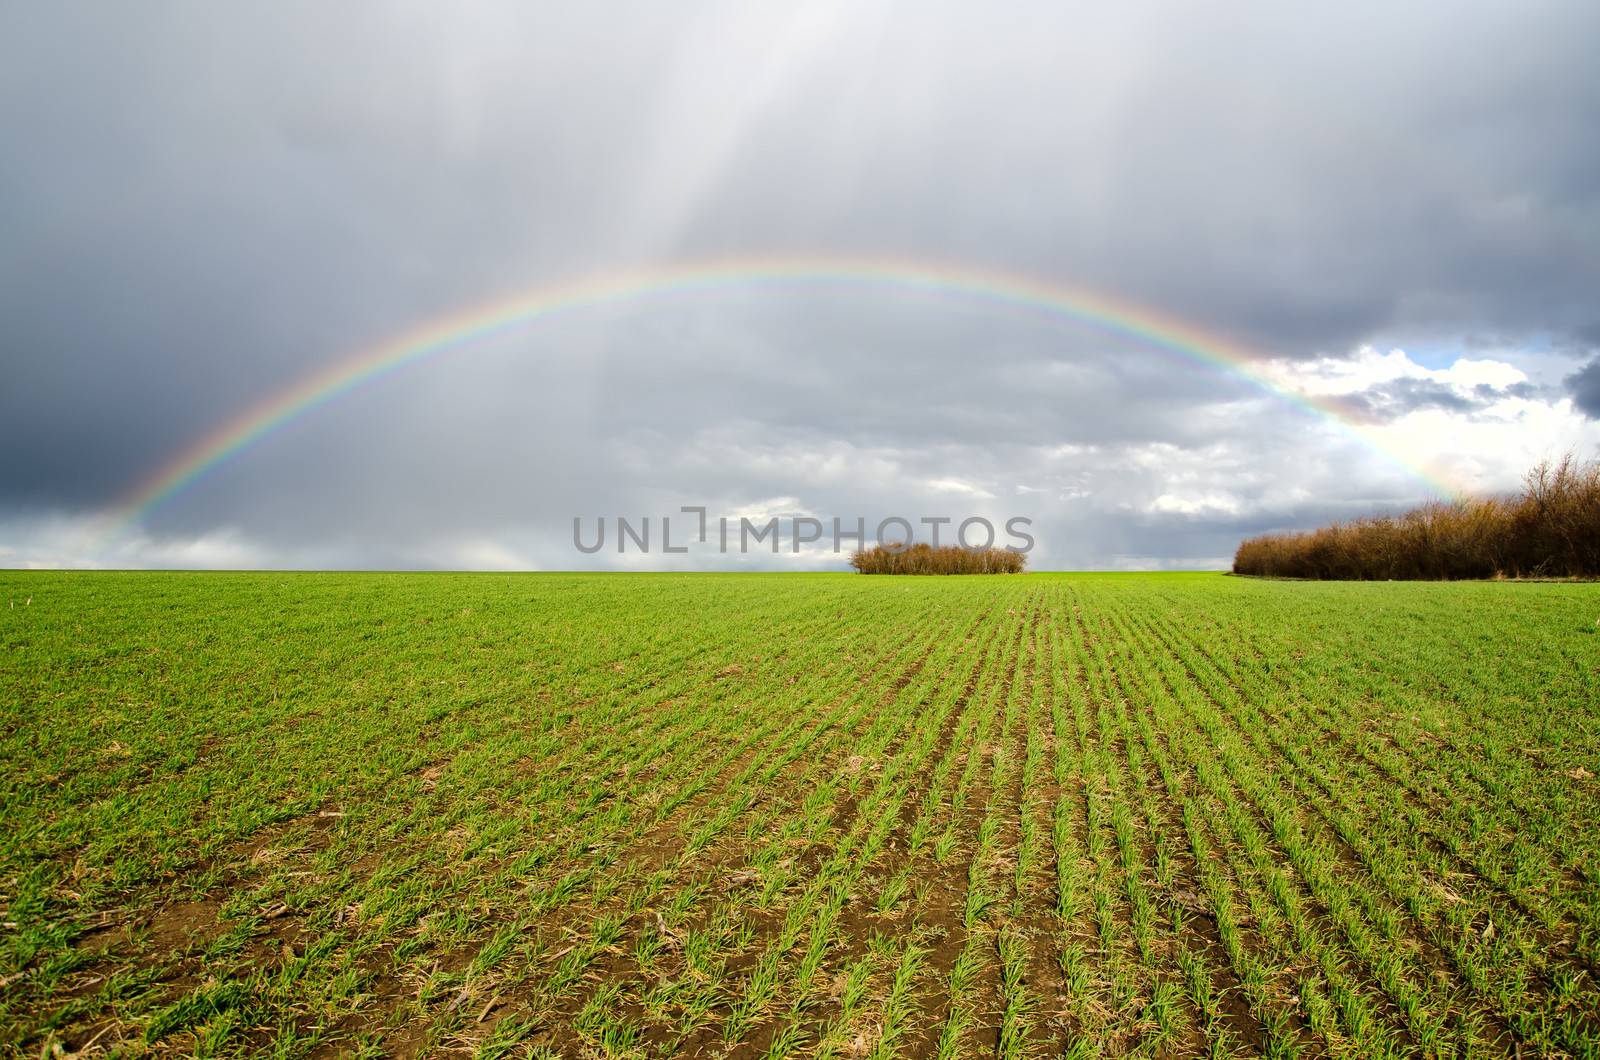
2, 571, 1598, 1057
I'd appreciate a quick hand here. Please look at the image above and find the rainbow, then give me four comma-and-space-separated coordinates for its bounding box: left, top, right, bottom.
103, 255, 1456, 536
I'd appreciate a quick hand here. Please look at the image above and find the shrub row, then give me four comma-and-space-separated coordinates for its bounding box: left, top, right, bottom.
1233, 454, 1600, 579
850, 542, 1027, 575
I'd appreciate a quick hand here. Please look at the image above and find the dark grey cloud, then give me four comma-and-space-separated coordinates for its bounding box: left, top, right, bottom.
2, 1, 1598, 568
1568, 360, 1600, 419
1564, 322, 1600, 357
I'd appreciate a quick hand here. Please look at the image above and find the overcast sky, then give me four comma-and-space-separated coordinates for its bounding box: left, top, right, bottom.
4, 1, 1599, 570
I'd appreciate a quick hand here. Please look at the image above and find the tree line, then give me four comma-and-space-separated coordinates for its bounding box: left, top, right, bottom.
1233, 454, 1600, 579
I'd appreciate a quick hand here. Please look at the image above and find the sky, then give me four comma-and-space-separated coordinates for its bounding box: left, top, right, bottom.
3, 1, 1599, 571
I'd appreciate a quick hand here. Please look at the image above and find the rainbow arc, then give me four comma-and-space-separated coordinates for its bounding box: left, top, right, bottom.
103, 256, 1457, 538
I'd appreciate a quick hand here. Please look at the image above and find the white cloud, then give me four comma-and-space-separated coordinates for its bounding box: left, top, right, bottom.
1264, 346, 1527, 397
925, 478, 996, 500
1260, 346, 1600, 496
0, 515, 267, 570
443, 539, 538, 571
1148, 492, 1242, 517
1371, 396, 1598, 495
727, 496, 812, 521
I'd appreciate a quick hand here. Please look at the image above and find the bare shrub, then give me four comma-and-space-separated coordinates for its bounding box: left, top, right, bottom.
850, 543, 1027, 575
1232, 453, 1600, 579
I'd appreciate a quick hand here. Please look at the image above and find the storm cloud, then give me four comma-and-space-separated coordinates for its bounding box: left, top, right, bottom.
1569, 360, 1600, 419
2, 1, 1598, 569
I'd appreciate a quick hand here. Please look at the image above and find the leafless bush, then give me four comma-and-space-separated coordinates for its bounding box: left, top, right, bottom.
850, 543, 1027, 575
1232, 454, 1600, 579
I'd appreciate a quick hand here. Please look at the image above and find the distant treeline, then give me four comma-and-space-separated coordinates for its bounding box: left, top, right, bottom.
851, 543, 1026, 575
1233, 454, 1600, 580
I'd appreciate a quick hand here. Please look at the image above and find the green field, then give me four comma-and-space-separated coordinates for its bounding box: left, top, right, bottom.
3, 572, 1598, 1058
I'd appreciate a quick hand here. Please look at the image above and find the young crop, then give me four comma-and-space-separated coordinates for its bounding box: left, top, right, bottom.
1, 570, 1595, 1056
